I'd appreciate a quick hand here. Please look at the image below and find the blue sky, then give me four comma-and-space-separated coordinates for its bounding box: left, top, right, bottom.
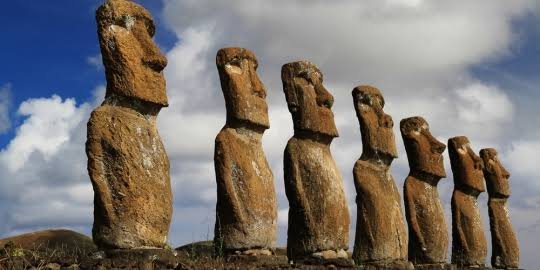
0, 0, 176, 147
0, 0, 538, 268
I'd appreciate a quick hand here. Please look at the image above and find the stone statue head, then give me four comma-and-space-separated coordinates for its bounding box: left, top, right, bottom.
400, 116, 446, 178
352, 85, 398, 162
448, 136, 485, 193
216, 47, 269, 130
281, 61, 338, 138
480, 148, 511, 198
96, 0, 168, 106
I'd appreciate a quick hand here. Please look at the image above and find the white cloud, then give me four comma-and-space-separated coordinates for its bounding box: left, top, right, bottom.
0, 0, 538, 268
503, 140, 540, 189
163, 0, 535, 88
157, 4, 539, 268
0, 90, 101, 237
454, 83, 513, 125
0, 95, 90, 172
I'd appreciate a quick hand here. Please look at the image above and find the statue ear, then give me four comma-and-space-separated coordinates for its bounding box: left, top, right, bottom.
286, 85, 299, 113
484, 159, 496, 174
281, 66, 300, 114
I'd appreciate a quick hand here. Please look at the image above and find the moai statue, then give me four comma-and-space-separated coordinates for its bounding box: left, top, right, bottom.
213, 47, 277, 256
480, 148, 519, 269
281, 61, 350, 263
400, 117, 449, 267
448, 136, 487, 267
351, 85, 411, 269
86, 0, 171, 249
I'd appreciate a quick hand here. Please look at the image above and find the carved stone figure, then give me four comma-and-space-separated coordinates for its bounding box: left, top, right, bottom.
400, 117, 449, 265
448, 136, 487, 267
480, 148, 519, 269
352, 85, 410, 268
213, 47, 277, 255
86, 0, 171, 249
282, 61, 350, 262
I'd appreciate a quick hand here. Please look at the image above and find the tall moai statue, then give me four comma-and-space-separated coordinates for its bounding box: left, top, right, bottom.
400, 117, 449, 266
448, 136, 487, 267
86, 0, 172, 249
351, 85, 410, 268
281, 61, 350, 262
480, 148, 519, 269
213, 48, 277, 256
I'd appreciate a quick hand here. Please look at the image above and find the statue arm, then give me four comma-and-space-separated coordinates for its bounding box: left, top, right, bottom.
489, 202, 506, 255
214, 138, 245, 224
86, 134, 115, 221
352, 162, 376, 245
283, 145, 313, 226
454, 209, 470, 253
404, 181, 426, 250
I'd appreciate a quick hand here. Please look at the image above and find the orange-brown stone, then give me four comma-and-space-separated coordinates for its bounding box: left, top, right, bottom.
87, 103, 171, 249
351, 86, 409, 267
448, 136, 487, 267
87, 0, 171, 249
214, 48, 277, 254
480, 148, 519, 269
282, 61, 350, 262
96, 0, 168, 106
400, 117, 448, 265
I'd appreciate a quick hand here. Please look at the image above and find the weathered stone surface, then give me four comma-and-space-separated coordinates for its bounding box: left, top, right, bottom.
282, 61, 350, 261
400, 117, 448, 264
356, 260, 415, 270
87, 0, 171, 249
214, 48, 277, 254
96, 0, 168, 106
412, 264, 458, 270
351, 86, 408, 266
480, 148, 520, 269
87, 104, 171, 249
448, 136, 487, 267
281, 61, 338, 138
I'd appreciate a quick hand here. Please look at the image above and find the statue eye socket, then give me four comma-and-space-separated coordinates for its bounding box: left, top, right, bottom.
228, 58, 243, 68
146, 21, 156, 36
359, 93, 372, 104
297, 71, 314, 84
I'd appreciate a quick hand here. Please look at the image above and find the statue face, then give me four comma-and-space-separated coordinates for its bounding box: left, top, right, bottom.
281, 61, 338, 138
97, 0, 168, 106
352, 85, 398, 160
400, 117, 446, 178
480, 148, 511, 198
448, 136, 485, 193
216, 48, 269, 129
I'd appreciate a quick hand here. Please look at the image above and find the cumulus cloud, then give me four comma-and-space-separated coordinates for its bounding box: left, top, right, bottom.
0, 96, 89, 172
0, 89, 102, 236
157, 3, 538, 268
503, 140, 540, 189
0, 0, 537, 268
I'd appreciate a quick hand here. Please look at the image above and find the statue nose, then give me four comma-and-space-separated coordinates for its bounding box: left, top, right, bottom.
380, 114, 393, 128
502, 167, 511, 179
431, 139, 446, 154
144, 54, 168, 72
251, 71, 267, 99
316, 84, 334, 109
